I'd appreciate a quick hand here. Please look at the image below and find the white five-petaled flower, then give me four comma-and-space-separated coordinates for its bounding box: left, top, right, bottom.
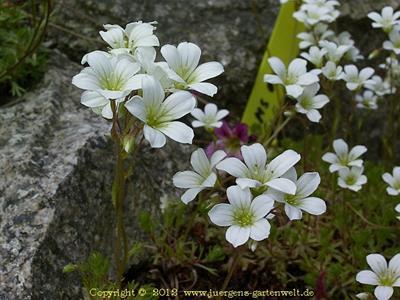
191, 103, 229, 129
264, 57, 319, 98
268, 168, 326, 220
322, 61, 343, 81
368, 6, 400, 33
300, 46, 327, 68
293, 5, 335, 26
72, 51, 142, 99
342, 65, 375, 91
319, 40, 350, 64
208, 185, 274, 247
125, 75, 196, 148
364, 75, 393, 96
383, 29, 400, 54
173, 149, 226, 204
297, 24, 334, 49
338, 166, 367, 192
322, 139, 367, 173
160, 42, 224, 96
382, 167, 400, 196
216, 143, 301, 195
295, 83, 329, 123
356, 253, 400, 300
99, 21, 159, 54
355, 90, 378, 110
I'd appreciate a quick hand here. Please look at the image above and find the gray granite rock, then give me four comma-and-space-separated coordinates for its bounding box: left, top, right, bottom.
0, 51, 192, 299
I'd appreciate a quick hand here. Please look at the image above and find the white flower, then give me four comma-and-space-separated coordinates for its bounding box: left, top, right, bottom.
322, 61, 343, 81
269, 168, 326, 220
334, 31, 355, 47
380, 57, 400, 80
364, 75, 393, 96
368, 6, 400, 33
356, 253, 400, 300
191, 103, 229, 129
208, 185, 274, 247
356, 292, 373, 300
264, 57, 319, 98
72, 51, 142, 99
338, 166, 367, 192
346, 46, 364, 62
134, 47, 173, 89
173, 149, 226, 203
297, 24, 334, 49
99, 21, 159, 53
342, 65, 375, 91
293, 5, 335, 26
295, 83, 329, 123
322, 139, 367, 173
160, 42, 224, 96
383, 29, 400, 54
216, 143, 301, 195
355, 90, 378, 110
125, 76, 196, 148
382, 167, 400, 196
300, 46, 327, 68
319, 40, 350, 64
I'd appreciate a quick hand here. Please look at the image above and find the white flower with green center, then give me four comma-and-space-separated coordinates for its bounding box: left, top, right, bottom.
295, 83, 329, 123
125, 75, 196, 148
365, 75, 392, 96
344, 63, 374, 90
173, 148, 226, 204
293, 5, 335, 26
368, 6, 400, 33
319, 40, 350, 64
356, 253, 400, 300
191, 103, 229, 129
264, 57, 319, 98
160, 42, 224, 96
216, 143, 301, 195
383, 29, 400, 54
208, 185, 274, 247
322, 139, 367, 173
338, 166, 367, 192
382, 167, 400, 196
301, 46, 327, 68
355, 90, 378, 110
99, 21, 159, 54
268, 168, 326, 220
297, 24, 334, 49
322, 61, 343, 81
72, 51, 142, 99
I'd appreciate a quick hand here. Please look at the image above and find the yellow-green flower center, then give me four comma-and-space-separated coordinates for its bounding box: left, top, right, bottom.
233, 209, 255, 227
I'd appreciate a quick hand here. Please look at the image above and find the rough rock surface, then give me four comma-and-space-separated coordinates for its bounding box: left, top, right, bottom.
0, 52, 192, 299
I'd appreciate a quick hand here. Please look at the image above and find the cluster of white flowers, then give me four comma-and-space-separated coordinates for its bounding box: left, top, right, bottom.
72, 21, 228, 149
271, 1, 398, 126
174, 143, 326, 248
322, 139, 367, 192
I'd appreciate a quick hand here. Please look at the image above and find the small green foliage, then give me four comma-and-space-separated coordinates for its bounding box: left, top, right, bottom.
0, 1, 48, 100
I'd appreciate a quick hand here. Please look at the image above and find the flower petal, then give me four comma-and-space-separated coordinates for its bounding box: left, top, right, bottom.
367, 254, 388, 275
225, 225, 251, 247
374, 286, 393, 300
356, 270, 379, 285
251, 194, 275, 219
208, 204, 234, 226
216, 157, 248, 177
267, 150, 301, 178
296, 172, 321, 198
266, 178, 297, 195
298, 197, 326, 216
143, 125, 166, 148
226, 185, 252, 209
241, 143, 267, 171
158, 121, 194, 145
181, 187, 203, 204
249, 219, 271, 241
